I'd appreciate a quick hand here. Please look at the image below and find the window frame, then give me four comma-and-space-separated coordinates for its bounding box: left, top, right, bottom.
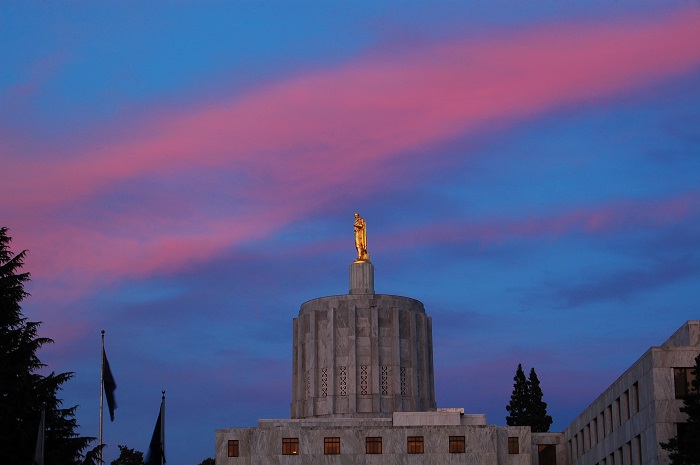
674, 367, 698, 399
324, 437, 340, 455
227, 439, 239, 457
282, 437, 299, 455
449, 435, 465, 453
365, 436, 382, 454
407, 436, 424, 454
508, 436, 520, 454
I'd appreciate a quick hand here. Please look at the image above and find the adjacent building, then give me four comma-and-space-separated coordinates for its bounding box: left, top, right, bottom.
564, 321, 700, 465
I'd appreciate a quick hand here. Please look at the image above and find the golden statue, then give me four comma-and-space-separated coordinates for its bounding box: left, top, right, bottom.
354, 213, 369, 261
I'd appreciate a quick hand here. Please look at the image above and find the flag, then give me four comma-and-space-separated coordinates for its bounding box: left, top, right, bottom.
33, 406, 45, 465
102, 348, 117, 421
145, 394, 166, 465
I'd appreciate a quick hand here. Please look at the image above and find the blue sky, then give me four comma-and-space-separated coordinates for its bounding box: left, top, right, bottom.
1, 2, 699, 464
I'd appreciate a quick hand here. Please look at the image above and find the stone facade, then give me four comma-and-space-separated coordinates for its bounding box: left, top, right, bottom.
216, 411, 566, 465
563, 321, 700, 465
291, 293, 436, 418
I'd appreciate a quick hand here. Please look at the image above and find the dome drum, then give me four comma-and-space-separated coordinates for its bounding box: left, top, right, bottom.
291, 294, 436, 419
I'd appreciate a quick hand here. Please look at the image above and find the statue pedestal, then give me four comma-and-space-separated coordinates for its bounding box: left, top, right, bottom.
349, 260, 374, 294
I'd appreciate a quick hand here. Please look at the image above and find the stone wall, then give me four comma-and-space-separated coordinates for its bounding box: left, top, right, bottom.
291, 294, 436, 418
564, 321, 700, 465
216, 419, 547, 465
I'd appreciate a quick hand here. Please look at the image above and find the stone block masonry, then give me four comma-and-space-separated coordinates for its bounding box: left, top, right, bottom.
291, 293, 436, 419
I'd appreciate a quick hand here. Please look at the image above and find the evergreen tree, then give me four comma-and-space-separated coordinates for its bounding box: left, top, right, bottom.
111, 445, 145, 465
661, 353, 700, 464
506, 364, 554, 431
527, 367, 553, 432
0, 227, 93, 464
506, 363, 530, 426
82, 444, 106, 465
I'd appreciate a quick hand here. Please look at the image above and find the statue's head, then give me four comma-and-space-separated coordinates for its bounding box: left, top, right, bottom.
354, 213, 359, 218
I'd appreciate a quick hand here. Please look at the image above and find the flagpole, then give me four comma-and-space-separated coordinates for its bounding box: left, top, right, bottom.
161, 391, 166, 465
99, 330, 105, 464
34, 404, 45, 465
40, 405, 45, 465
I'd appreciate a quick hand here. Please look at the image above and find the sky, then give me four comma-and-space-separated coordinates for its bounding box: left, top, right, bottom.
1, 1, 699, 463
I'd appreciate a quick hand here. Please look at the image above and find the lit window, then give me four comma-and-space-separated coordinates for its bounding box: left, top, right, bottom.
407, 436, 424, 454
324, 437, 340, 455
282, 438, 299, 455
227, 439, 239, 457
508, 437, 519, 454
449, 436, 465, 453
366, 437, 382, 454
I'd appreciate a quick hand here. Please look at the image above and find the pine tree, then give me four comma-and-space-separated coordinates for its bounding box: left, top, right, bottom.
111, 445, 145, 465
0, 227, 93, 464
506, 364, 554, 431
506, 363, 530, 426
661, 353, 700, 464
527, 367, 553, 432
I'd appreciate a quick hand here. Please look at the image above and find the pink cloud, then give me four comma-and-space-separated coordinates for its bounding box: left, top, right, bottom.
384, 191, 700, 249
3, 7, 700, 287
5, 7, 700, 205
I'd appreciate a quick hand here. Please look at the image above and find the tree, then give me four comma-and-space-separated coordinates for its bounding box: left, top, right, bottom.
528, 367, 553, 432
111, 445, 145, 465
82, 444, 106, 465
661, 353, 700, 464
506, 363, 530, 426
505, 364, 553, 432
0, 227, 93, 464
196, 459, 215, 465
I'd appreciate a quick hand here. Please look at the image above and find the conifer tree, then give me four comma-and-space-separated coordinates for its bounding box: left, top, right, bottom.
0, 227, 92, 464
506, 364, 554, 431
506, 363, 530, 426
528, 367, 553, 432
111, 444, 145, 465
661, 353, 700, 464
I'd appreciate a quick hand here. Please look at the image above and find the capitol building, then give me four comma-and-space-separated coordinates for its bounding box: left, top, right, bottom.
216, 215, 698, 465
